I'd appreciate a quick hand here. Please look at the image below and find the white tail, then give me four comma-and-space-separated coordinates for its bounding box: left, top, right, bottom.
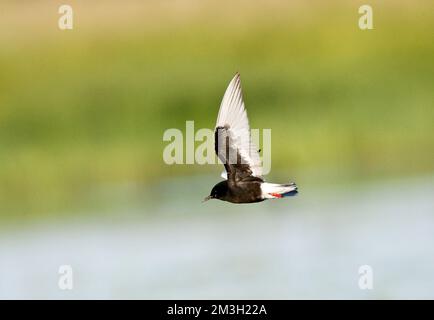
261, 182, 298, 199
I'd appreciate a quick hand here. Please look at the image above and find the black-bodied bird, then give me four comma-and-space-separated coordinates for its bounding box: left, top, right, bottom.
203, 73, 298, 203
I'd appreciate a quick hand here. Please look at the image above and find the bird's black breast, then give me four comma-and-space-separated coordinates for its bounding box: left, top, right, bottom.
223, 178, 264, 204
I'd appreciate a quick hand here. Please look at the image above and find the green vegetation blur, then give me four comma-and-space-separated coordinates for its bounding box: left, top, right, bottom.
0, 1, 433, 219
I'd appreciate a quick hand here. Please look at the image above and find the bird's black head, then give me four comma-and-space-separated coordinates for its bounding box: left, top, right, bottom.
203, 181, 228, 202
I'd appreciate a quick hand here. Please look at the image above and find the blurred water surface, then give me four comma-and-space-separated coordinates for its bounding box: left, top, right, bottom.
1, 176, 433, 299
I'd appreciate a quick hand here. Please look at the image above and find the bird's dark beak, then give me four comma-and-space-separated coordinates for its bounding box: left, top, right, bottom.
202, 195, 212, 203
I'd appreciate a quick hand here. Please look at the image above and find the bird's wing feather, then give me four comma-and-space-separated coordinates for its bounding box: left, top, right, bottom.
220, 171, 227, 180
214, 73, 262, 180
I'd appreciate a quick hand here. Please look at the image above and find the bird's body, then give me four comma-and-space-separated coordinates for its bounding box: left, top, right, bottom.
211, 178, 264, 204
204, 73, 298, 204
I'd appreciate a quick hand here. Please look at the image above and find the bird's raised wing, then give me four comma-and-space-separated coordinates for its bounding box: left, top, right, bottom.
214, 73, 262, 182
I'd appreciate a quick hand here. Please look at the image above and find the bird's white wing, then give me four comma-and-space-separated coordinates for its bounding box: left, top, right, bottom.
220, 171, 227, 180
215, 73, 262, 178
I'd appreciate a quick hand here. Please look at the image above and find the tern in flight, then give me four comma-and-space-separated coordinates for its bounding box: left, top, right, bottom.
203, 73, 298, 203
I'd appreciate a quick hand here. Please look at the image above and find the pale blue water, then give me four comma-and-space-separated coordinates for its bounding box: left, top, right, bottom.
0, 176, 433, 299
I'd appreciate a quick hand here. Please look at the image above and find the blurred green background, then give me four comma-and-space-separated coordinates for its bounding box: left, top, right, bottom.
1, 0, 434, 300
0, 0, 433, 218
